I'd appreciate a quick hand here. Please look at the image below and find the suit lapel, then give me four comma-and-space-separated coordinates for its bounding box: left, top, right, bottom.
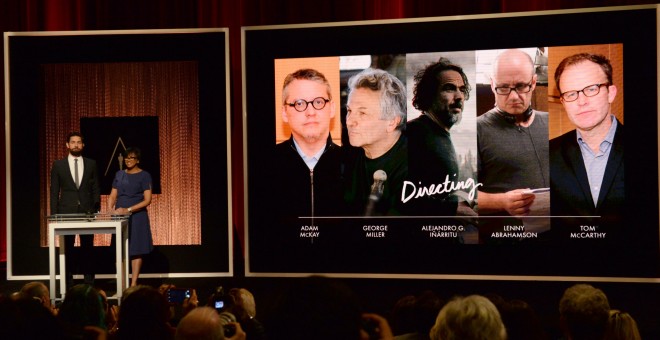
79, 157, 86, 188
79, 157, 91, 189
596, 124, 624, 208
563, 132, 595, 206
63, 158, 79, 190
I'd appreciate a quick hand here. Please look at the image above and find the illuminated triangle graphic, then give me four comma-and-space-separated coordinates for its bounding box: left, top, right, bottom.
104, 137, 128, 177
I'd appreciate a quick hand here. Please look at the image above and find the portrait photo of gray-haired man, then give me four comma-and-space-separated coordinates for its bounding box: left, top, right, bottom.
343, 68, 408, 216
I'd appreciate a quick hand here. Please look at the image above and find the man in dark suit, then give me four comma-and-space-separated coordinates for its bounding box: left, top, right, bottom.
50, 131, 101, 287
550, 53, 624, 239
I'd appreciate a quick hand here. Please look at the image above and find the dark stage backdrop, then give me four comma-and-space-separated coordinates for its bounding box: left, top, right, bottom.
6, 30, 231, 277
81, 117, 162, 195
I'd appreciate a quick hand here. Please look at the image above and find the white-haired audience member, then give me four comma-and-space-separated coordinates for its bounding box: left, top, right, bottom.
429, 295, 506, 340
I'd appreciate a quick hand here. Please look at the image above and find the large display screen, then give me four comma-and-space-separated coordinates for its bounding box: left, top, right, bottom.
243, 6, 659, 280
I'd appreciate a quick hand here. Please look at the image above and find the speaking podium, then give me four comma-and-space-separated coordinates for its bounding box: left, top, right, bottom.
48, 213, 130, 303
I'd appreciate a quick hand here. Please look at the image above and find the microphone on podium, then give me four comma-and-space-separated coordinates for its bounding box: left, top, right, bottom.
365, 170, 387, 216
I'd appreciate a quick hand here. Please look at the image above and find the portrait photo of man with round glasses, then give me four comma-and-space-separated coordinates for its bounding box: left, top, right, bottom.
270, 59, 345, 227
548, 45, 624, 241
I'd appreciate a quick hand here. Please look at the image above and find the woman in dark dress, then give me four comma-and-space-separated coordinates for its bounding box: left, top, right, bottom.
108, 147, 154, 287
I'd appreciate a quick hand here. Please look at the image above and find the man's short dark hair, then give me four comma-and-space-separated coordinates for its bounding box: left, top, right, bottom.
412, 57, 471, 113
555, 53, 613, 93
67, 131, 83, 143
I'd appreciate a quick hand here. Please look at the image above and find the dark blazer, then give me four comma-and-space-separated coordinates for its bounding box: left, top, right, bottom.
549, 121, 624, 231
50, 156, 101, 214
271, 135, 344, 218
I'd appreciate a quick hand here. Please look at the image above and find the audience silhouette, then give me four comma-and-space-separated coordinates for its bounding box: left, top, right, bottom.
0, 278, 653, 339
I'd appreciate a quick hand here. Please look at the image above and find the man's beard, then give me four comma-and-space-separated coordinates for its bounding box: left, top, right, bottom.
70, 149, 82, 157
432, 106, 462, 129
441, 110, 462, 128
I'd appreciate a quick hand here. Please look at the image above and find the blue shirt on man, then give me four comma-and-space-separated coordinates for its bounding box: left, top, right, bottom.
576, 115, 617, 206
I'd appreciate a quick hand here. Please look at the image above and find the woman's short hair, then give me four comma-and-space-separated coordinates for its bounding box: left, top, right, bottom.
124, 146, 142, 161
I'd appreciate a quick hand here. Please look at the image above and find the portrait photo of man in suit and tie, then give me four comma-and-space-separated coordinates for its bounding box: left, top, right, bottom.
549, 51, 624, 240
50, 131, 101, 288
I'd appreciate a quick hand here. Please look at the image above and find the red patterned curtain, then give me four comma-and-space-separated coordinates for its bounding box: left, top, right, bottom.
40, 62, 202, 246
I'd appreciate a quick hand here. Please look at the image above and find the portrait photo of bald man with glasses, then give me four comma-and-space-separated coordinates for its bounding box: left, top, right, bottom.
476, 48, 550, 242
